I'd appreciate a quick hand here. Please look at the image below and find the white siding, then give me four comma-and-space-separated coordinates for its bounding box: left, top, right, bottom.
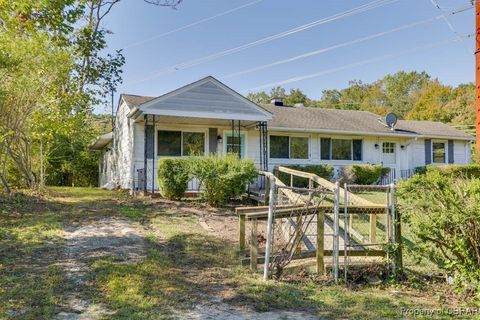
127, 121, 471, 191
454, 141, 469, 164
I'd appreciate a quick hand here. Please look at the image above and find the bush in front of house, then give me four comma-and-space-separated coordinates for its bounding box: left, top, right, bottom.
275, 164, 334, 187
397, 171, 480, 298
425, 164, 480, 178
157, 158, 190, 200
189, 155, 258, 206
339, 164, 390, 185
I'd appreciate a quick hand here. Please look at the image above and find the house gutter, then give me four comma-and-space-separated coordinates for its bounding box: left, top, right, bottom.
268, 126, 474, 141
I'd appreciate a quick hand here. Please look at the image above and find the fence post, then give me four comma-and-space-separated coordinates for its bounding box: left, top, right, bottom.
250, 218, 258, 271
316, 209, 325, 275
333, 181, 340, 283
239, 215, 246, 251
390, 183, 403, 276
263, 177, 276, 280
369, 213, 377, 244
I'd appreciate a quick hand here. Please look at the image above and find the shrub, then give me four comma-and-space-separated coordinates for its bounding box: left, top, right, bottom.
397, 171, 480, 297
189, 155, 258, 206
275, 164, 334, 187
157, 158, 190, 200
425, 164, 480, 179
339, 164, 390, 185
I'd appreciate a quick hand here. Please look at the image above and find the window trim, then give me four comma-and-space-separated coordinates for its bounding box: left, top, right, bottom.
223, 132, 247, 158
157, 129, 207, 157
269, 134, 310, 160
382, 142, 396, 154
431, 140, 447, 164
321, 137, 363, 162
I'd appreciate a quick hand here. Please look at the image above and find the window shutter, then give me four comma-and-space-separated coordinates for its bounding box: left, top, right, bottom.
321, 138, 331, 160
448, 140, 454, 164
146, 125, 154, 159
424, 139, 432, 165
209, 128, 218, 154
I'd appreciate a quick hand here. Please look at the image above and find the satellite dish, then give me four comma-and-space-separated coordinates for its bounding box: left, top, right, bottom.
385, 112, 398, 129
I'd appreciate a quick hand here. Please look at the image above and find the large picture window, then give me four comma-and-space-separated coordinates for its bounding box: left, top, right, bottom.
157, 130, 205, 156
270, 135, 309, 159
432, 141, 446, 163
321, 138, 362, 161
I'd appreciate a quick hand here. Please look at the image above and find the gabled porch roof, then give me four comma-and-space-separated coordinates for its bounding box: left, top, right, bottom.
127, 76, 272, 122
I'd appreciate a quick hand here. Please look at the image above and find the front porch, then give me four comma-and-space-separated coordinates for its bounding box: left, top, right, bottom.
127, 76, 273, 194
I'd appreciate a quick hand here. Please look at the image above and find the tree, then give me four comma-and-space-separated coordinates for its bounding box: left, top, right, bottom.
0, 0, 183, 192
247, 91, 270, 104
284, 88, 308, 106
406, 81, 452, 122
270, 86, 286, 99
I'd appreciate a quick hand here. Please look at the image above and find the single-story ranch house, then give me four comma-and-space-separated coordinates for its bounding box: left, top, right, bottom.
90, 76, 473, 192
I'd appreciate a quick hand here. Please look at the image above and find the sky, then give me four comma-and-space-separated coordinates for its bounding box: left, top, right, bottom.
97, 0, 475, 114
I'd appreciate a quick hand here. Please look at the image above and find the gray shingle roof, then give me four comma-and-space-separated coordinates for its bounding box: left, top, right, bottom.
117, 93, 472, 140
260, 104, 472, 140
121, 94, 155, 109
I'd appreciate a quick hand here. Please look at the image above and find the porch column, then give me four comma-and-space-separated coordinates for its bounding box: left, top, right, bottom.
152, 115, 155, 193
258, 121, 268, 171
143, 114, 147, 192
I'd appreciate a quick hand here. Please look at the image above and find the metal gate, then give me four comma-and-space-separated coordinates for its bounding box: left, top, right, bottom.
260, 175, 398, 283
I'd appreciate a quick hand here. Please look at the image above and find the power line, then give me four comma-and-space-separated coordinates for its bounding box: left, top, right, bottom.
244, 35, 469, 92
123, 0, 264, 50
221, 6, 473, 80
125, 0, 400, 87
428, 0, 473, 54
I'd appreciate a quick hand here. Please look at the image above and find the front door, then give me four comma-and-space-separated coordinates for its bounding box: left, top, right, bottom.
381, 142, 396, 165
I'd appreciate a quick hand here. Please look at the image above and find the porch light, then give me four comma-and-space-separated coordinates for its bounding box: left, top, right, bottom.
400, 145, 406, 150
374, 143, 379, 149
217, 135, 223, 143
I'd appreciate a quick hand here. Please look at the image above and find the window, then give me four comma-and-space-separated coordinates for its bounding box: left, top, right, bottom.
382, 142, 395, 154
270, 136, 289, 159
270, 135, 309, 159
321, 138, 362, 161
157, 130, 205, 156
332, 139, 351, 160
183, 132, 205, 156
432, 142, 446, 163
225, 134, 245, 158
158, 131, 181, 156
320, 138, 331, 160
290, 137, 308, 159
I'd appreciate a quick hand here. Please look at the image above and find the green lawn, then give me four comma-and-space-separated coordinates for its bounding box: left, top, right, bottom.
0, 187, 475, 319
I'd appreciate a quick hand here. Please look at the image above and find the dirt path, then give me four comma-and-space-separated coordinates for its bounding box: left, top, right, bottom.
55, 217, 147, 320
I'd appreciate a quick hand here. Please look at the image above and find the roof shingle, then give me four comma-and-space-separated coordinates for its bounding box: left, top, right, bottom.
117, 93, 472, 140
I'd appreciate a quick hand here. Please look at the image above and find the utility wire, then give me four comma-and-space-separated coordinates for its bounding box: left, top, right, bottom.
428, 0, 473, 54
244, 35, 470, 92
221, 6, 472, 80
123, 0, 264, 50
126, 0, 400, 87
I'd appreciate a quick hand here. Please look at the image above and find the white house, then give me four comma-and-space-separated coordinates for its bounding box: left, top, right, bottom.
90, 76, 473, 192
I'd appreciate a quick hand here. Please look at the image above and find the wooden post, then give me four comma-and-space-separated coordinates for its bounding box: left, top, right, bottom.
290, 174, 293, 187
239, 215, 246, 251
394, 210, 403, 275
369, 213, 377, 244
250, 218, 258, 271
308, 178, 313, 189
316, 210, 325, 275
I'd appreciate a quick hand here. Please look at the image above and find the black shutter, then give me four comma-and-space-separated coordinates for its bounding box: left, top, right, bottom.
352, 140, 362, 161
321, 138, 331, 160
146, 125, 154, 159
425, 139, 432, 165
209, 128, 218, 154
448, 140, 454, 164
